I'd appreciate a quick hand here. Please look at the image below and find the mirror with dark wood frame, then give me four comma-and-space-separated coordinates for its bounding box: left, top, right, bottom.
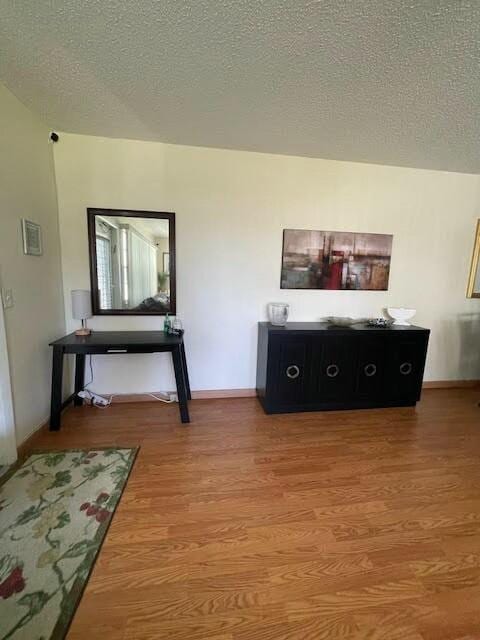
87, 208, 176, 315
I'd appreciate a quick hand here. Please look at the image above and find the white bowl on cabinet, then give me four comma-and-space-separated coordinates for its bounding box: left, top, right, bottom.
387, 307, 416, 326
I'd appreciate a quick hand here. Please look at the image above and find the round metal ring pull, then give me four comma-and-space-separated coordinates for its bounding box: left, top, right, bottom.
399, 361, 413, 376
364, 363, 377, 377
286, 365, 300, 379
326, 364, 340, 378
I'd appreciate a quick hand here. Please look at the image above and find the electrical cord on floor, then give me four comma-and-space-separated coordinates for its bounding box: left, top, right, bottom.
107, 393, 176, 404
79, 355, 110, 408
147, 393, 176, 403
78, 356, 176, 408
84, 354, 94, 389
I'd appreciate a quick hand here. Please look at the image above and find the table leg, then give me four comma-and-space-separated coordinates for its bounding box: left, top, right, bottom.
74, 354, 86, 406
172, 346, 190, 423
50, 346, 64, 431
180, 341, 192, 400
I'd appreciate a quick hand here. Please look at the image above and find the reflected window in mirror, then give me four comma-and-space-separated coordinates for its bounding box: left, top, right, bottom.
87, 209, 176, 315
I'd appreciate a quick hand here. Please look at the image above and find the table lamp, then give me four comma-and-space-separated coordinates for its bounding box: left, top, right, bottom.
71, 290, 92, 336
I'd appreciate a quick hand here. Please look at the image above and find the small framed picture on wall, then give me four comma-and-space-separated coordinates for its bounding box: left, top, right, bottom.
21, 219, 43, 256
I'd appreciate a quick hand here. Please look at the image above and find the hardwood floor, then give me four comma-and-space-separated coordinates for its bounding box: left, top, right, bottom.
25, 388, 480, 639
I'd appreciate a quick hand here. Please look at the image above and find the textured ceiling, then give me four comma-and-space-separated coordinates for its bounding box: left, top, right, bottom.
1, 1, 480, 173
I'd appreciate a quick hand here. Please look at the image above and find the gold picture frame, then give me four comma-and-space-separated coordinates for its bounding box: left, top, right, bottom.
467, 219, 480, 298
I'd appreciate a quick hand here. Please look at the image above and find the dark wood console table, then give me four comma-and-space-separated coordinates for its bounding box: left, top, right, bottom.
49, 331, 191, 430
257, 322, 430, 414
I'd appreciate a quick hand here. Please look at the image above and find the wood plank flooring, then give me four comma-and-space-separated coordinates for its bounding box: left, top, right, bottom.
25, 388, 480, 639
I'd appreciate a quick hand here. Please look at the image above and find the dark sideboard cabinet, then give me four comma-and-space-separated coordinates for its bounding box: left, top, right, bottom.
256, 322, 430, 414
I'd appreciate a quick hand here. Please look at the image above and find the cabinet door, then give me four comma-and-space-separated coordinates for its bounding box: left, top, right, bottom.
384, 336, 428, 400
311, 337, 355, 402
269, 336, 309, 406
355, 337, 387, 399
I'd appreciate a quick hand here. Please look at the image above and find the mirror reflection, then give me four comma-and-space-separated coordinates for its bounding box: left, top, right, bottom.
88, 210, 175, 314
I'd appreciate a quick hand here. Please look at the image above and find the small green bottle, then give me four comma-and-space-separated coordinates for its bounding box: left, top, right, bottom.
164, 313, 171, 334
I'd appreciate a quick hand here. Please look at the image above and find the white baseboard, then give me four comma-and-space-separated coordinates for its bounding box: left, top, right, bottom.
107, 380, 480, 403
422, 379, 480, 389
18, 414, 50, 447
109, 388, 257, 403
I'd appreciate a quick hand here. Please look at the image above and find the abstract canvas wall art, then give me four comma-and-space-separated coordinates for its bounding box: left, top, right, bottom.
281, 229, 393, 290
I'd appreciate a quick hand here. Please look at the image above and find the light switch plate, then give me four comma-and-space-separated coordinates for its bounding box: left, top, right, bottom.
2, 288, 14, 309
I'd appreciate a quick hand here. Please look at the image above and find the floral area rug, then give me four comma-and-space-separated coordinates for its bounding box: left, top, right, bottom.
0, 448, 138, 640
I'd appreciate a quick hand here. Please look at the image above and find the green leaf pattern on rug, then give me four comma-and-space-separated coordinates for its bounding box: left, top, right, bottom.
15, 505, 41, 527
18, 591, 49, 616
44, 454, 66, 468
51, 470, 72, 489
0, 449, 136, 640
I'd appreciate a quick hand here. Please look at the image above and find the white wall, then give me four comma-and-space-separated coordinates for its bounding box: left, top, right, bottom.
0, 302, 16, 463
0, 83, 65, 443
53, 133, 480, 394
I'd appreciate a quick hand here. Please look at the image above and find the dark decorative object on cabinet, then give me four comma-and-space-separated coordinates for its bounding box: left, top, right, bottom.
256, 322, 430, 414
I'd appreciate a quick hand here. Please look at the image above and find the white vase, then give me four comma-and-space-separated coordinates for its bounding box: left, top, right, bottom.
387, 307, 416, 326
268, 303, 289, 326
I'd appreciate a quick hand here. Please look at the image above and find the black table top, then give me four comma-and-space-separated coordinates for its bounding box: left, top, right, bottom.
259, 321, 429, 333
50, 330, 183, 347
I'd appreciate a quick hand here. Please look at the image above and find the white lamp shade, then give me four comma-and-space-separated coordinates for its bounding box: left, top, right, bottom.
71, 290, 92, 320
